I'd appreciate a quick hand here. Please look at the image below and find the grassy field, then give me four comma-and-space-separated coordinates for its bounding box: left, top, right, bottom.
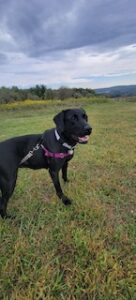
0, 99, 135, 299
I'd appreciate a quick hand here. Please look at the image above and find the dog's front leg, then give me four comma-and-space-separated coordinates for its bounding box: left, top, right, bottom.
62, 161, 69, 182
49, 169, 72, 205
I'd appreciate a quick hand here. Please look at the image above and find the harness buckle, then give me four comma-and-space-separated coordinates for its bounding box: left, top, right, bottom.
34, 144, 40, 151
20, 143, 40, 165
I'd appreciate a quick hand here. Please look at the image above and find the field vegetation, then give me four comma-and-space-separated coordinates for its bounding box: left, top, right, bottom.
0, 85, 96, 103
0, 98, 135, 299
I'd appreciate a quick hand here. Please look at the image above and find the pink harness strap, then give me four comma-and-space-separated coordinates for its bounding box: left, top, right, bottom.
41, 145, 73, 159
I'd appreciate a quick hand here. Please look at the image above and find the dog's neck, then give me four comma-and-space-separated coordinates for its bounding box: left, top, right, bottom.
55, 129, 76, 150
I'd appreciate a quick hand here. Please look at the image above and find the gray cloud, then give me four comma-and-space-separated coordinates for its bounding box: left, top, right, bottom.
0, 53, 8, 64
0, 0, 136, 58
0, 0, 136, 88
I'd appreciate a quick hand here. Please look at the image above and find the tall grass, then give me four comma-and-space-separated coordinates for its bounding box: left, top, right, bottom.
0, 96, 112, 111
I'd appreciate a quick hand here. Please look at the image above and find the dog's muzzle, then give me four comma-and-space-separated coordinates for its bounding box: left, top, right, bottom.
72, 125, 92, 144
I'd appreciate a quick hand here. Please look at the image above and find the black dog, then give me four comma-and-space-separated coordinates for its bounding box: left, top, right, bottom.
0, 108, 92, 218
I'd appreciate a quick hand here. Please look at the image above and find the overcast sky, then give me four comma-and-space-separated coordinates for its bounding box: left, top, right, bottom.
0, 0, 136, 89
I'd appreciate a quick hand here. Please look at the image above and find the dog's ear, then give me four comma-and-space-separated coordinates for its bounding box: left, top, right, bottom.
80, 108, 88, 120
53, 110, 65, 132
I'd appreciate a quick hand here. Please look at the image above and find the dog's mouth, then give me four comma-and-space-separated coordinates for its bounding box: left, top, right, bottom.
78, 135, 90, 143
72, 135, 90, 144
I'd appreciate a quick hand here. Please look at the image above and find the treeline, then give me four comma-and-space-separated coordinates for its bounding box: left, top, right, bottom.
0, 85, 96, 103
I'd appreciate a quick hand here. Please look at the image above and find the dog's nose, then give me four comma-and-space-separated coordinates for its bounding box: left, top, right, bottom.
84, 125, 92, 135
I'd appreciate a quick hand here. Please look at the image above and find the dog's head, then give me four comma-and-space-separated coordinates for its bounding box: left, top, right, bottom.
54, 108, 92, 144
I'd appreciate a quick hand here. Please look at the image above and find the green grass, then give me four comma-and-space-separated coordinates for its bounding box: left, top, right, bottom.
0, 100, 136, 299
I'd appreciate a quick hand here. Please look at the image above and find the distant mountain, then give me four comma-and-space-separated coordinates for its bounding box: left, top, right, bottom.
95, 85, 136, 97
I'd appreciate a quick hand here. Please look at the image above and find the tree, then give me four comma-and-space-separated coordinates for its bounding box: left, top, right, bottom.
45, 89, 54, 100
30, 85, 47, 99
58, 87, 73, 100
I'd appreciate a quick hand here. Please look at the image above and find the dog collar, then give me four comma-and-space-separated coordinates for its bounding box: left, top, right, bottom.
41, 144, 73, 159
55, 129, 76, 150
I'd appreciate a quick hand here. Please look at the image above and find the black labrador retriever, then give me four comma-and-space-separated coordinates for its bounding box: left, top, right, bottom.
0, 108, 92, 218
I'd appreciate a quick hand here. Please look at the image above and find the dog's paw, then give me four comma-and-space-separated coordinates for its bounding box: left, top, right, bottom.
63, 178, 70, 183
62, 196, 72, 205
0, 212, 15, 219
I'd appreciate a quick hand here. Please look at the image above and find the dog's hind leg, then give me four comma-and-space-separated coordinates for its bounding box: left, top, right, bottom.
0, 174, 17, 218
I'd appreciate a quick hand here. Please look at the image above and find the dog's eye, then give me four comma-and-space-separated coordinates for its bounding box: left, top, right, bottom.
72, 114, 78, 121
82, 113, 88, 120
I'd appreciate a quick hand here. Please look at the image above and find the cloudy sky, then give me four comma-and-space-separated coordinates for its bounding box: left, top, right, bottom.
0, 0, 136, 89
